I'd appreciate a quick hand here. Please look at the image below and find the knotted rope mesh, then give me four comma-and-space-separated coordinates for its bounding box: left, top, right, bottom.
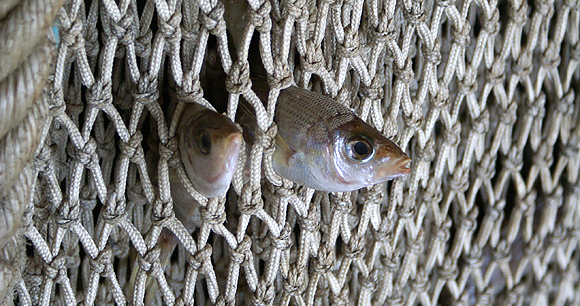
0, 0, 578, 304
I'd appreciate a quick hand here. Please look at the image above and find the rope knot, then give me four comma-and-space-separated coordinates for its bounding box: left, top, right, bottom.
450, 166, 469, 192
410, 270, 428, 293
199, 203, 226, 226
421, 42, 441, 65
457, 208, 478, 231
345, 234, 365, 259
337, 27, 360, 58
504, 147, 524, 172
159, 11, 182, 44
433, 218, 452, 242
360, 271, 379, 292
119, 131, 144, 163
271, 223, 292, 251
110, 12, 136, 45
88, 81, 113, 109
298, 208, 319, 232
509, 0, 528, 25
55, 198, 80, 226
225, 60, 252, 95
252, 281, 275, 305
499, 102, 518, 126
249, 1, 272, 32
443, 121, 461, 147
371, 15, 396, 43
432, 86, 449, 110
152, 198, 175, 222
463, 247, 483, 268
91, 247, 113, 276
359, 76, 384, 101
313, 243, 334, 274
230, 235, 252, 265
527, 93, 545, 118
438, 257, 458, 280
393, 58, 414, 83
518, 190, 536, 215
103, 191, 127, 225
491, 240, 511, 262
49, 88, 66, 116
268, 59, 293, 89
486, 201, 504, 222
285, 0, 306, 20
302, 40, 325, 73
189, 244, 212, 270
239, 184, 264, 215
557, 91, 575, 114
332, 193, 353, 213
80, 186, 98, 211
470, 109, 489, 134
177, 76, 204, 103
159, 138, 179, 162
476, 154, 495, 180
60, 18, 84, 51
200, 1, 226, 36
450, 21, 470, 48
45, 251, 67, 282
33, 146, 52, 174
329, 287, 349, 306
282, 265, 307, 296
403, 1, 427, 25
135, 30, 153, 57
415, 138, 435, 162
422, 180, 443, 204
73, 138, 99, 169
257, 123, 277, 150
458, 70, 478, 94
134, 74, 160, 106
139, 244, 161, 277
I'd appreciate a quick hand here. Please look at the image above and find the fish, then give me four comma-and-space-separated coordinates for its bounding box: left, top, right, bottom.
128, 102, 242, 305
220, 0, 410, 191
241, 84, 411, 192
176, 102, 243, 198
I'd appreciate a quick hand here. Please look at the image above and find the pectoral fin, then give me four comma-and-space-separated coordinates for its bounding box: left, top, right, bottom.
273, 133, 295, 167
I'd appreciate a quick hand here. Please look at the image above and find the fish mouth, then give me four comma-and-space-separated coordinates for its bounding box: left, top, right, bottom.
374, 155, 412, 181
205, 133, 242, 184
396, 156, 412, 176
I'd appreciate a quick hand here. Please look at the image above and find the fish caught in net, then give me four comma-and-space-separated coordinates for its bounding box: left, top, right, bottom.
0, 0, 578, 305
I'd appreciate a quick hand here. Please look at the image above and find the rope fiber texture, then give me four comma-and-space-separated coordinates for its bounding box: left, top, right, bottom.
4, 0, 580, 305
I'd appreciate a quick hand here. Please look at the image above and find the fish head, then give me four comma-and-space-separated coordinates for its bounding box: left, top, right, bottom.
330, 118, 411, 189
179, 110, 242, 198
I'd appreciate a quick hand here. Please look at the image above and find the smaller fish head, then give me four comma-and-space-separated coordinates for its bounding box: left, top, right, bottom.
333, 119, 411, 187
180, 110, 242, 198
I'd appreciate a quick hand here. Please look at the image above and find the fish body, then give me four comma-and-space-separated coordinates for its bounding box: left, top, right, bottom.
269, 86, 411, 192
133, 102, 242, 305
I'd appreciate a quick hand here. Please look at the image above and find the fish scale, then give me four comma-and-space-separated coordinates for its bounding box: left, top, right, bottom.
275, 86, 356, 150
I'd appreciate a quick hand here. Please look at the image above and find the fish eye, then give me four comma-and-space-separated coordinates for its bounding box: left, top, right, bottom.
346, 136, 374, 162
199, 131, 211, 155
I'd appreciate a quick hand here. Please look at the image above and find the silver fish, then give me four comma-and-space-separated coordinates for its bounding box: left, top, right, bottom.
264, 85, 411, 192
130, 103, 242, 305
177, 102, 243, 199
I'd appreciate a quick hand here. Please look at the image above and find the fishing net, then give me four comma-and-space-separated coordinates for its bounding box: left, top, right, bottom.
0, 0, 579, 304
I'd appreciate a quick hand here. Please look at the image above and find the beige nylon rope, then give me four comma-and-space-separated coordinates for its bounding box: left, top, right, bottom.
0, 0, 578, 305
